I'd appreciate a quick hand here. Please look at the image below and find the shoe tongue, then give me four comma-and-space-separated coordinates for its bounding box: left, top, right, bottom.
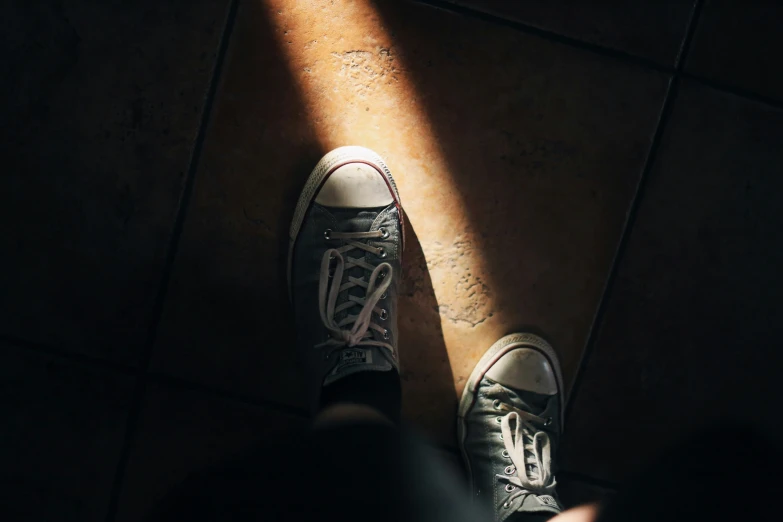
493, 381, 550, 417
505, 388, 556, 479
322, 346, 393, 386
330, 209, 380, 232
321, 208, 392, 386
514, 390, 550, 415
329, 209, 381, 324
513, 493, 562, 516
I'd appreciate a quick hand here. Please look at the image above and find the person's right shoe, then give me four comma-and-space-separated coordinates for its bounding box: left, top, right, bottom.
458, 333, 565, 521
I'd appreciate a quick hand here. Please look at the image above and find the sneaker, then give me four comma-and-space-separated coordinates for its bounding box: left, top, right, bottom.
458, 333, 565, 521
288, 146, 404, 412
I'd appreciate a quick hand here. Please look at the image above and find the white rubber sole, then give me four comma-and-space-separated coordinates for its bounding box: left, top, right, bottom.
456, 333, 565, 491
287, 146, 403, 295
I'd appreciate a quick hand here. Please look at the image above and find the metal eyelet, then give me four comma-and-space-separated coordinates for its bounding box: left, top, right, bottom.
499, 433, 504, 440
378, 270, 386, 279
495, 416, 502, 424
383, 329, 390, 340
379, 309, 388, 320
377, 247, 387, 259
493, 399, 501, 409
380, 291, 388, 299
503, 502, 510, 509
324, 229, 332, 240
504, 465, 515, 475
501, 450, 510, 458
505, 484, 515, 492
379, 227, 389, 239
545, 417, 553, 426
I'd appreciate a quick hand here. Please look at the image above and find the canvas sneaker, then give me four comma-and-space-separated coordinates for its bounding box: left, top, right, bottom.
458, 333, 565, 521
288, 146, 404, 412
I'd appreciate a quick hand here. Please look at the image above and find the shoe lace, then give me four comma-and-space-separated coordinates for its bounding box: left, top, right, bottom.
316, 229, 394, 357
496, 401, 557, 509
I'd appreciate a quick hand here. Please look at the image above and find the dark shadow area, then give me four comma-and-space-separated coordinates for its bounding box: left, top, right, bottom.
0, 0, 231, 364
558, 80, 783, 483
0, 0, 248, 520
597, 424, 783, 522
399, 212, 455, 444
421, 0, 694, 67
147, 0, 323, 409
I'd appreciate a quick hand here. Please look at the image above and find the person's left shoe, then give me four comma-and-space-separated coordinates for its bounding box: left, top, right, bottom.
288, 146, 404, 413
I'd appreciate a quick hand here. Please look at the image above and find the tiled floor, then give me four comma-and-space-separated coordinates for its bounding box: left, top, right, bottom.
561, 79, 783, 481
685, 3, 783, 103
152, 0, 669, 444
2, 0, 782, 519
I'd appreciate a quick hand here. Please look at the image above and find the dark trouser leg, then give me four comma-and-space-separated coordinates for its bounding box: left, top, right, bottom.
146, 418, 483, 522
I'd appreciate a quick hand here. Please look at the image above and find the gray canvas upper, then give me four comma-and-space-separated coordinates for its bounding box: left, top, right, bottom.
463, 375, 563, 521
291, 201, 402, 412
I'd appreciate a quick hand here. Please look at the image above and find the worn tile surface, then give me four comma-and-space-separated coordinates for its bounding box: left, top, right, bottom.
443, 0, 694, 65
115, 383, 306, 522
560, 81, 783, 482
153, 0, 668, 445
0, 343, 134, 521
687, 2, 783, 102
0, 0, 230, 362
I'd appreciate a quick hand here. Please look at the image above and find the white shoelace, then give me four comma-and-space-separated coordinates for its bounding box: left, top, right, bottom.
496, 402, 557, 509
316, 229, 394, 356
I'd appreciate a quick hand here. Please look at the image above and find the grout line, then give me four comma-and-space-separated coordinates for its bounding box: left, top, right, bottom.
682, 71, 783, 111
147, 371, 310, 419
103, 1, 241, 520
565, 0, 704, 419
415, 0, 783, 112
0, 333, 138, 376
412, 0, 673, 73
673, 0, 704, 70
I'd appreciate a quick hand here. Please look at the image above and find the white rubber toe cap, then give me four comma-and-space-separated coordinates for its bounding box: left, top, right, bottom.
314, 162, 394, 208
485, 348, 559, 395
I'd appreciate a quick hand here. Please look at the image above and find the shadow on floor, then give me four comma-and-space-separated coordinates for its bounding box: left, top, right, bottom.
399, 212, 454, 440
